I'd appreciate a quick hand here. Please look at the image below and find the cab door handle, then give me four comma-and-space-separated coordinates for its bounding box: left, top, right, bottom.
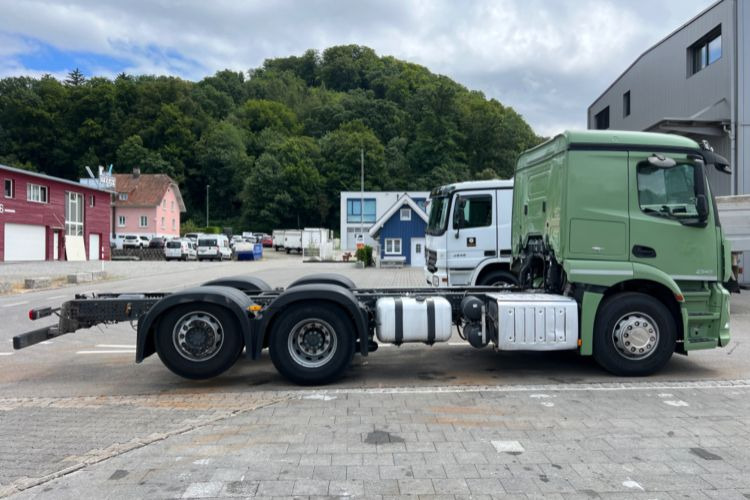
632, 245, 656, 258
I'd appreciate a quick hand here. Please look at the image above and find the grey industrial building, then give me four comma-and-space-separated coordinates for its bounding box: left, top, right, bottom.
588, 0, 749, 197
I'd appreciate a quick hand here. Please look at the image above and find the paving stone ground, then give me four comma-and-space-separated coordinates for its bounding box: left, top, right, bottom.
4, 381, 750, 499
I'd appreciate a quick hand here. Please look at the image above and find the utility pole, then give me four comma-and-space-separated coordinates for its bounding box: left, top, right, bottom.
360, 148, 364, 247
206, 184, 210, 227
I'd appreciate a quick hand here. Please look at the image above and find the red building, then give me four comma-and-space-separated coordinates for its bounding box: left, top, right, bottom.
1, 164, 112, 262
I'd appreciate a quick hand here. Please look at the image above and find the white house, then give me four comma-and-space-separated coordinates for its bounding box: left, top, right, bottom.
339, 191, 429, 250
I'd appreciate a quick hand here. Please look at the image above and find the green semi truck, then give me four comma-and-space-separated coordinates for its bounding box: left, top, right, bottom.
14, 131, 732, 383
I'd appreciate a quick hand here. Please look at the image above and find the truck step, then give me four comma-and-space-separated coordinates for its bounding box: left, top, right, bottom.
686, 313, 720, 321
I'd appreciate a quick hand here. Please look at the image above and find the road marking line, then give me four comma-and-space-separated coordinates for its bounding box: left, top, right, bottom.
76, 350, 135, 354
95, 344, 135, 348
663, 400, 689, 407
49, 295, 66, 300
285, 379, 750, 396
0, 352, 12, 356
2, 301, 29, 308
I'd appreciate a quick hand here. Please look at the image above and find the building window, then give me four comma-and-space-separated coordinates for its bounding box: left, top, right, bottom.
118, 192, 128, 201
594, 107, 610, 130
623, 91, 631, 117
65, 192, 83, 236
162, 199, 166, 209
171, 200, 174, 211
89, 195, 95, 207
118, 215, 126, 227
346, 198, 376, 223
172, 218, 176, 230
689, 27, 721, 75
27, 183, 49, 203
139, 215, 148, 227
4, 179, 14, 198
400, 208, 412, 221
414, 198, 427, 212
385, 238, 402, 255
456, 195, 493, 229
161, 216, 165, 228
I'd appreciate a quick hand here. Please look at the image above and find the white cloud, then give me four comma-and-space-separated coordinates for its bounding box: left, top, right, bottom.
0, 0, 716, 133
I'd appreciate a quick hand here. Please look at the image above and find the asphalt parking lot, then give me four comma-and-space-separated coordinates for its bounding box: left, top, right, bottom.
1, 252, 749, 499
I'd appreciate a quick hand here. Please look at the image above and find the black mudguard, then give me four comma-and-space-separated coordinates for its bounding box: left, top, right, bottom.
253, 283, 369, 359
136, 286, 254, 362
202, 275, 272, 293
288, 273, 356, 290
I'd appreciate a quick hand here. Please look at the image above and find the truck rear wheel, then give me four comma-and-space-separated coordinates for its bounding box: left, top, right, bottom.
593, 292, 676, 376
269, 303, 355, 385
155, 304, 243, 379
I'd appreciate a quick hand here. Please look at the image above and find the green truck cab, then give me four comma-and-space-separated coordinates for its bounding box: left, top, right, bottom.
512, 130, 732, 375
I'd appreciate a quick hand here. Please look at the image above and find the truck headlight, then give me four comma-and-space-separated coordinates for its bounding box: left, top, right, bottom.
432, 275, 439, 287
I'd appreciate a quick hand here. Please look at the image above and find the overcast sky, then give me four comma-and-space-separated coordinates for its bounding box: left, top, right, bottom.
0, 0, 716, 136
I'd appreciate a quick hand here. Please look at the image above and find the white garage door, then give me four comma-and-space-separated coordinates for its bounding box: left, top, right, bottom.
88, 234, 100, 261
4, 223, 46, 261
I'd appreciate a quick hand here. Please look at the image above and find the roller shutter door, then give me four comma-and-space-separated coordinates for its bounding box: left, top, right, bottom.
4, 223, 46, 261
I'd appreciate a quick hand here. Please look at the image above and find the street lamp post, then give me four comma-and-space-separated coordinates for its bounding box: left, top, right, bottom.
206, 184, 210, 227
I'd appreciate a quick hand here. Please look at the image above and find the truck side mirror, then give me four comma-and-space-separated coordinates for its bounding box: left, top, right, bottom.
696, 194, 709, 221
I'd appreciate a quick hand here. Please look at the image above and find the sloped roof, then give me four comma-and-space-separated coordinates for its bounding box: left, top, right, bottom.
113, 173, 186, 211
368, 194, 429, 238
0, 163, 111, 193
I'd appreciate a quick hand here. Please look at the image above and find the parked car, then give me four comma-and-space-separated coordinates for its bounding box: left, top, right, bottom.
149, 237, 166, 249
164, 239, 197, 261
197, 234, 232, 261
110, 234, 126, 250
261, 235, 273, 247
230, 235, 244, 249
123, 234, 146, 249
184, 232, 200, 242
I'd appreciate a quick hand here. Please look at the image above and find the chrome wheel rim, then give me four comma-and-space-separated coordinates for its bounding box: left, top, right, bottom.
288, 319, 338, 368
612, 312, 659, 360
172, 311, 224, 362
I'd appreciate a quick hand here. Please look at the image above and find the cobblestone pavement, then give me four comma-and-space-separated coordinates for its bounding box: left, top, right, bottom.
4, 381, 750, 499
2, 257, 750, 498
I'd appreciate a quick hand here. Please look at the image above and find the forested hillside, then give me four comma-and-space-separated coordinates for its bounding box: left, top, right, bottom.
0, 45, 541, 231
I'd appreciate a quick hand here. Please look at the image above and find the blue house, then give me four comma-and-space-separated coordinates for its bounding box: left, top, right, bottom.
368, 194, 428, 267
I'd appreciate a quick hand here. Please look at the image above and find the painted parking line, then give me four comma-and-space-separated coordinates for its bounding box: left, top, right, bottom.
1, 301, 29, 308
95, 344, 135, 349
76, 350, 135, 355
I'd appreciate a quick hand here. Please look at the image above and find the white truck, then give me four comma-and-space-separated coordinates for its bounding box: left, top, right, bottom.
272, 230, 285, 251
283, 229, 302, 254
715, 195, 750, 290
425, 179, 515, 287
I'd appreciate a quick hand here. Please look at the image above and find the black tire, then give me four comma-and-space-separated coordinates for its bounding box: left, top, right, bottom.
593, 292, 676, 376
155, 303, 243, 380
269, 303, 355, 385
286, 248, 291, 254
476, 269, 518, 287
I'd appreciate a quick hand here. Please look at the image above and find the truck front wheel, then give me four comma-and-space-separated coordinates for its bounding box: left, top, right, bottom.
155, 304, 243, 379
477, 270, 517, 287
269, 303, 355, 385
593, 292, 676, 376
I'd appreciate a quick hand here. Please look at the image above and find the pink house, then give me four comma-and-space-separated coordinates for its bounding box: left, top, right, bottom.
113, 169, 186, 237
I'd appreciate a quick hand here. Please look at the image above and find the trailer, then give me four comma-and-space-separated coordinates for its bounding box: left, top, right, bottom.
13, 131, 734, 385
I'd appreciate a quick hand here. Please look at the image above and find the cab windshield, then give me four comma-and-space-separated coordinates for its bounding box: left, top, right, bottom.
426, 196, 450, 235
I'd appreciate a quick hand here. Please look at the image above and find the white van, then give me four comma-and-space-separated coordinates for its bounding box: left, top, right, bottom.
197, 234, 232, 261
164, 239, 197, 261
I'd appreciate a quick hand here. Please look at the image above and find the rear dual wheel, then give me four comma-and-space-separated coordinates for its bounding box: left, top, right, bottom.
155, 304, 243, 379
269, 303, 355, 385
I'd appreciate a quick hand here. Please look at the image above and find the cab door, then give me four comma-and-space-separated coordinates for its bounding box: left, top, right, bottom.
628, 152, 718, 280
446, 190, 497, 284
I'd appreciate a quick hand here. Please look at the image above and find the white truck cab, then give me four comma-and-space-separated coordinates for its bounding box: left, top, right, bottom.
425, 179, 515, 287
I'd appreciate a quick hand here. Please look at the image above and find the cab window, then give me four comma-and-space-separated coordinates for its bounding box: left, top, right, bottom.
458, 195, 493, 228
637, 163, 698, 218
